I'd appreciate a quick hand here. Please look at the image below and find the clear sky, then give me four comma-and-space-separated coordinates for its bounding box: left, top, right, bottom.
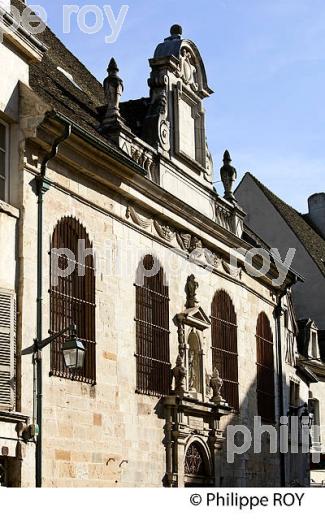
27, 0, 325, 213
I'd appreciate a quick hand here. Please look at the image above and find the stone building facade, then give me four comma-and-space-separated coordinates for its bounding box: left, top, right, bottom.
0, 0, 313, 487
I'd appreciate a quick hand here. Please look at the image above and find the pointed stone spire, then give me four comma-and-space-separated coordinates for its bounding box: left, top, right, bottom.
220, 150, 237, 202
103, 57, 124, 123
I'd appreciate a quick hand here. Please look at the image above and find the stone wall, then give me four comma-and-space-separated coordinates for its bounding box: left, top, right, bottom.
17, 158, 296, 487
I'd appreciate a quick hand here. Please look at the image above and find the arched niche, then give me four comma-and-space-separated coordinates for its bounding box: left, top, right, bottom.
187, 329, 203, 396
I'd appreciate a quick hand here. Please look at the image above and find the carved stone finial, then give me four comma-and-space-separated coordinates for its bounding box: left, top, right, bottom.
103, 57, 124, 123
173, 355, 186, 397
220, 150, 237, 202
185, 274, 199, 309
170, 24, 182, 38
210, 368, 224, 404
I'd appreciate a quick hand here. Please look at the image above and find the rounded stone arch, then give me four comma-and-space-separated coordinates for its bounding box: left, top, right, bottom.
183, 436, 213, 487
49, 215, 96, 383
135, 253, 168, 288
49, 214, 95, 248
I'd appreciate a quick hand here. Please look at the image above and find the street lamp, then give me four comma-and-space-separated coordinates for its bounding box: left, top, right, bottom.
22, 323, 86, 487
61, 326, 86, 370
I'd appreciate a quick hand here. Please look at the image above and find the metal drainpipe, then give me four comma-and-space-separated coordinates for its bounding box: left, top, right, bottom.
35, 120, 71, 488
274, 278, 297, 488
274, 294, 286, 487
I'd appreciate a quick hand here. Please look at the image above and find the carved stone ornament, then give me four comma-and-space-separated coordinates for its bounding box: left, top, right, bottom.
176, 232, 192, 251
126, 206, 151, 229
103, 58, 124, 122
220, 150, 237, 202
185, 274, 199, 309
154, 220, 176, 242
177, 47, 198, 91
125, 205, 243, 280
173, 355, 186, 397
204, 140, 214, 182
177, 320, 186, 356
210, 368, 224, 404
222, 260, 242, 279
121, 142, 155, 178
145, 70, 170, 152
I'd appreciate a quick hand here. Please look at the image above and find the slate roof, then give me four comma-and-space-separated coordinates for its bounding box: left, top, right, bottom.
11, 0, 146, 142
246, 173, 325, 278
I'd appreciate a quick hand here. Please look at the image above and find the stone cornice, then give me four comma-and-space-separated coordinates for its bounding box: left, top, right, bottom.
26, 113, 292, 291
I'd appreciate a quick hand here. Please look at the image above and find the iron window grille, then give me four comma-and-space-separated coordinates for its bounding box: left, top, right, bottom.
49, 217, 96, 384
256, 312, 275, 423
135, 254, 170, 396
211, 289, 239, 411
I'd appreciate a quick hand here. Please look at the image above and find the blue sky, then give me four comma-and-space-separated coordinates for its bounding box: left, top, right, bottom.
27, 0, 325, 212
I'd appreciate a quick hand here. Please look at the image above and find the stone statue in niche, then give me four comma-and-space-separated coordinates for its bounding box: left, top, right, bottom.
173, 355, 186, 397
210, 368, 224, 404
103, 58, 124, 121
177, 47, 198, 91
188, 348, 196, 392
188, 331, 202, 394
185, 274, 199, 308
220, 150, 237, 202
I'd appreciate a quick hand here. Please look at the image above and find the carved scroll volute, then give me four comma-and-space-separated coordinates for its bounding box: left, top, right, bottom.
144, 71, 170, 152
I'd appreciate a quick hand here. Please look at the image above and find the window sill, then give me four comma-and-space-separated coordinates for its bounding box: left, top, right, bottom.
0, 200, 19, 219
0, 410, 29, 424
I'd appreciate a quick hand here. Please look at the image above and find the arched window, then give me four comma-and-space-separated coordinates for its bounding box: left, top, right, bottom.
211, 290, 238, 410
256, 312, 275, 423
50, 217, 96, 384
135, 254, 170, 396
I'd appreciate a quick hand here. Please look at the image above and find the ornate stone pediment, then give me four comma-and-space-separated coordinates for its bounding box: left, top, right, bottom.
176, 306, 211, 331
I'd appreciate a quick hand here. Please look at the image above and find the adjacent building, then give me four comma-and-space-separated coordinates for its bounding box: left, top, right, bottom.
236, 173, 325, 485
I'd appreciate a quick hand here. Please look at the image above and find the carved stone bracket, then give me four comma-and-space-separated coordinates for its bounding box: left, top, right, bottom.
121, 141, 156, 179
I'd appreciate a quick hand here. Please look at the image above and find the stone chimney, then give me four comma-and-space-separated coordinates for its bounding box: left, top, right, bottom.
308, 193, 325, 239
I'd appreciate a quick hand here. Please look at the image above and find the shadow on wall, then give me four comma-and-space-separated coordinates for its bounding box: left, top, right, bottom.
155, 374, 311, 488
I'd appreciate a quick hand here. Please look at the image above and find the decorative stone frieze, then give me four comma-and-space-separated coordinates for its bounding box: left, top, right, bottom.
126, 205, 243, 280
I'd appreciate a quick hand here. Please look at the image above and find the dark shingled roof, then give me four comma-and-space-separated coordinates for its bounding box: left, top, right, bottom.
11, 0, 149, 142
247, 173, 325, 278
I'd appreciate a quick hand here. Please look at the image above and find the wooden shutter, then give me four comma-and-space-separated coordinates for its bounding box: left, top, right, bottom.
0, 291, 15, 411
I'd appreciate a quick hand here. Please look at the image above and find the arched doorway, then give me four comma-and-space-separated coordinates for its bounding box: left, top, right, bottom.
184, 441, 212, 487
